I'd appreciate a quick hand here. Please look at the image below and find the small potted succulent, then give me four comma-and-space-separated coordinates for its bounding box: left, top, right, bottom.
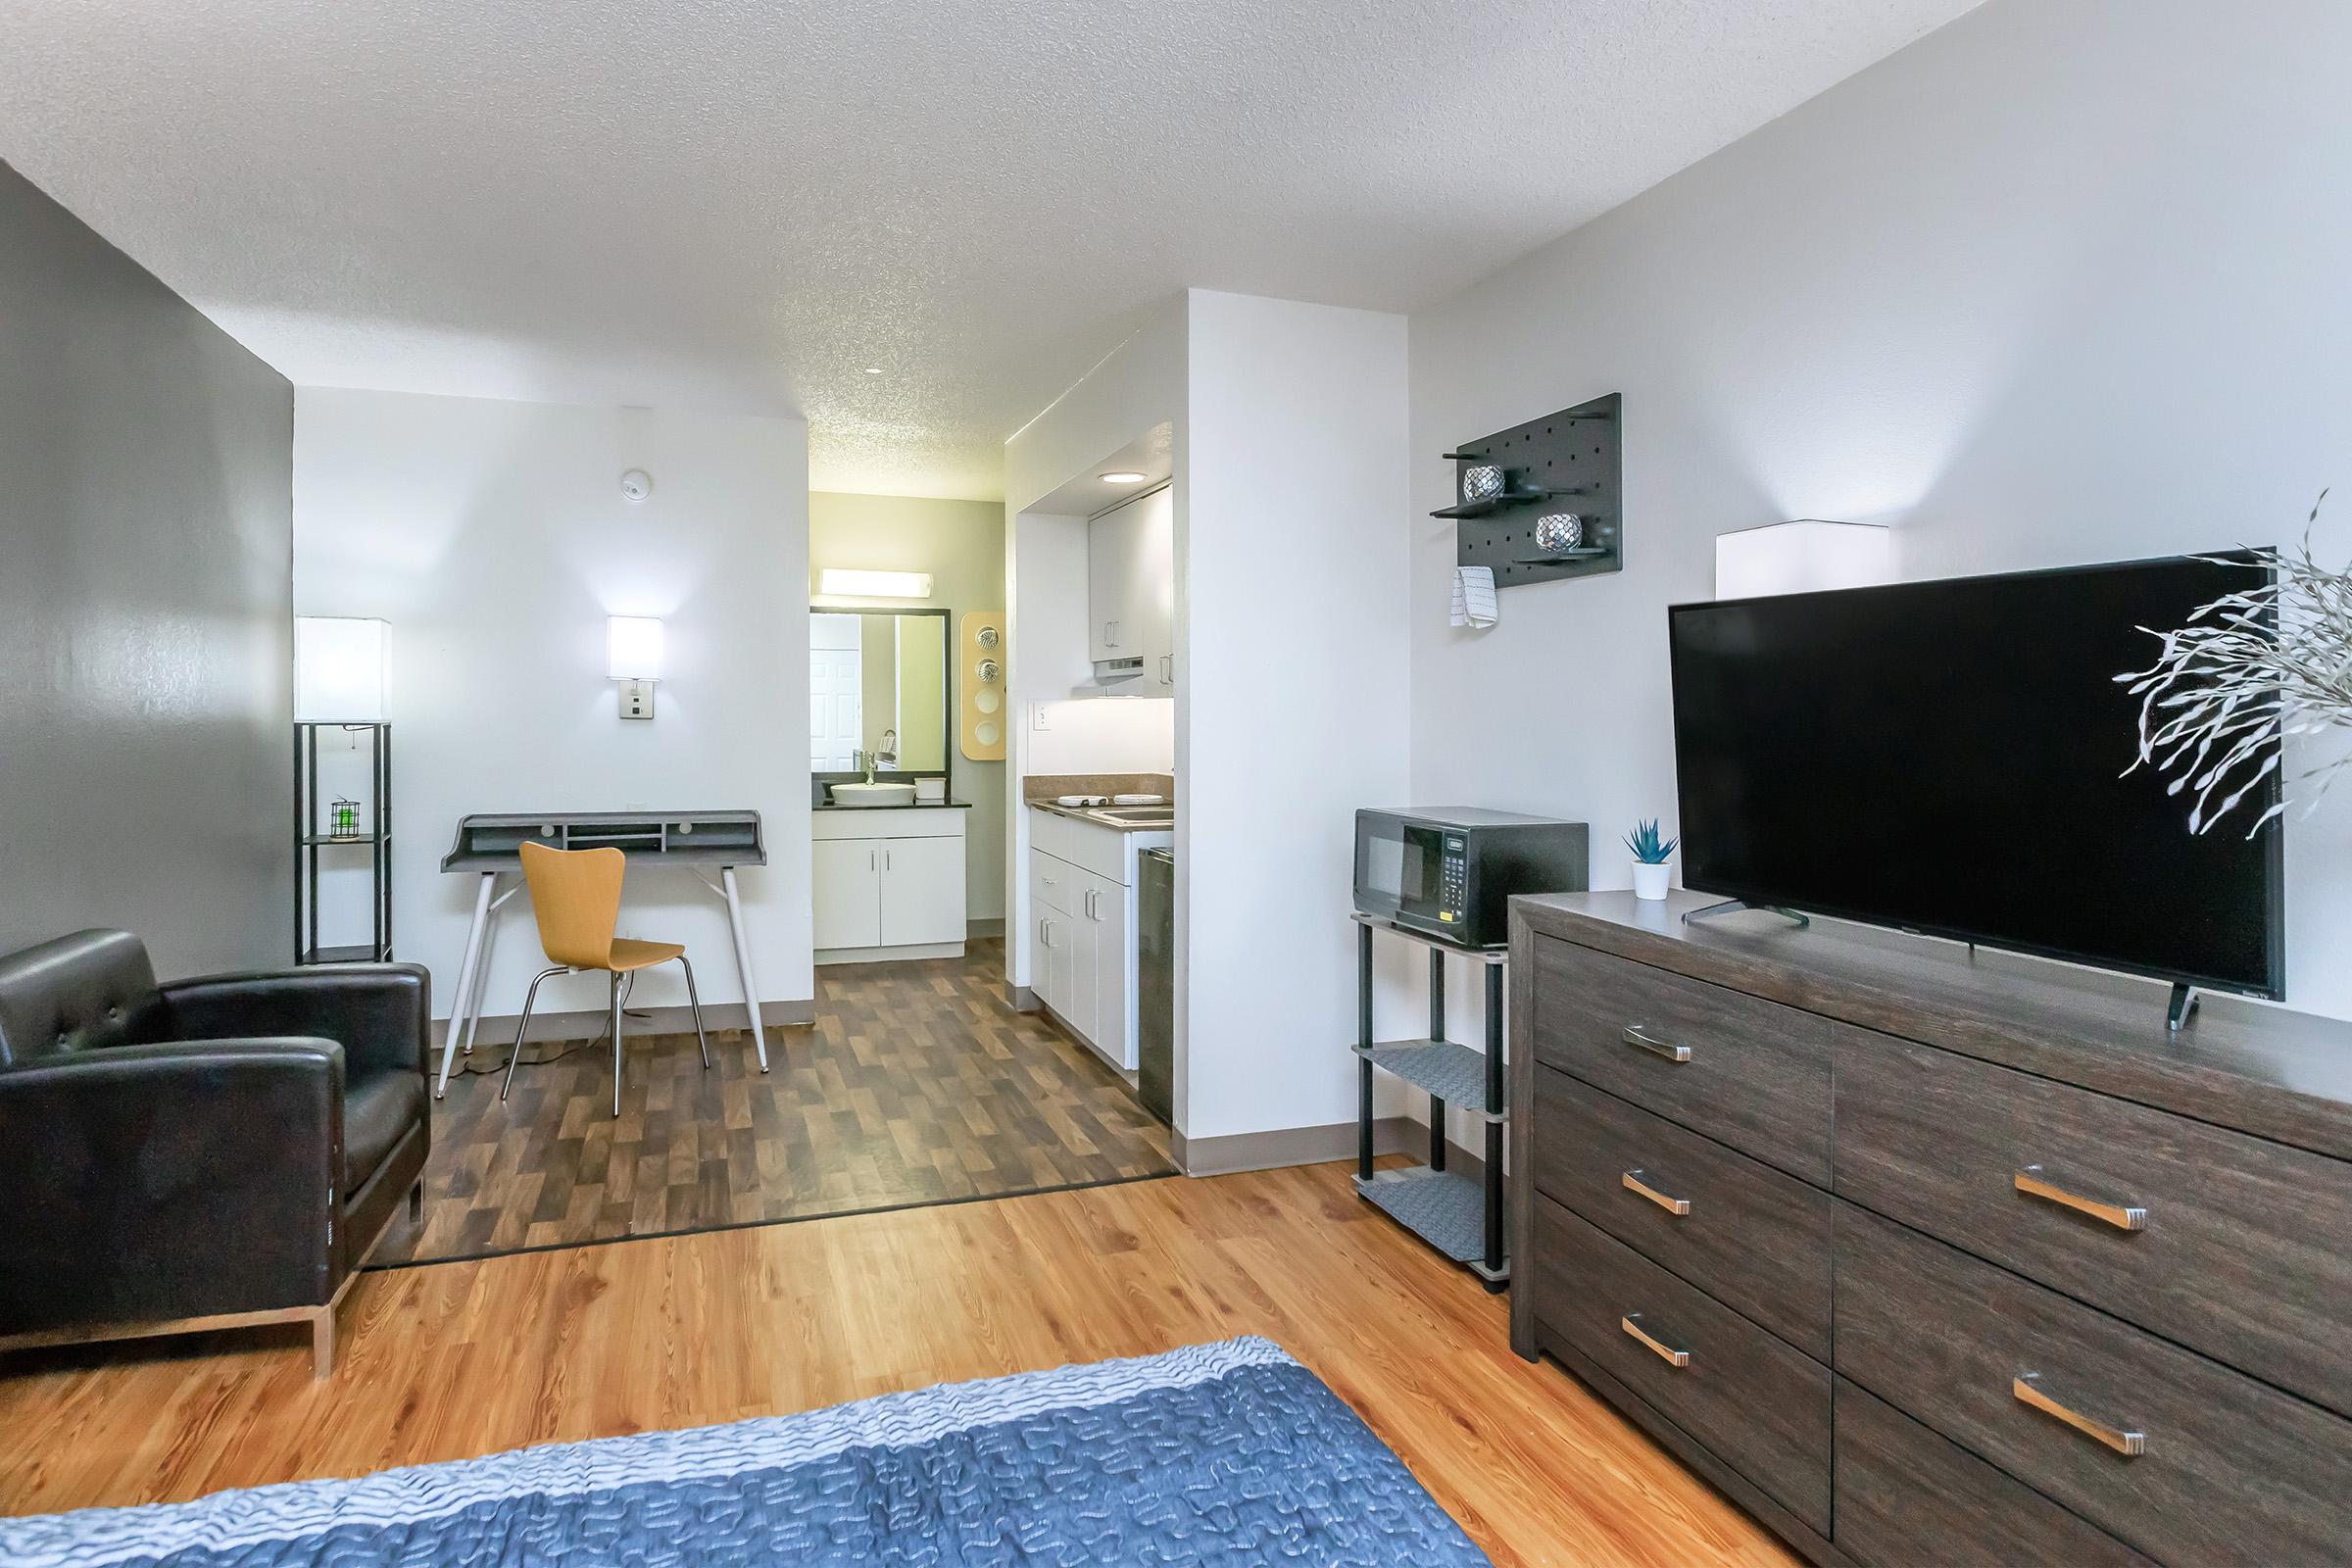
1625, 819, 1677, 901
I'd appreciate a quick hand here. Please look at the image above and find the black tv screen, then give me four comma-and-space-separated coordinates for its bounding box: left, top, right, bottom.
1668, 553, 2283, 998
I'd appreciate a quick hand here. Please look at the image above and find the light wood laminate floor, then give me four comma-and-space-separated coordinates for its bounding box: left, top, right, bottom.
0, 1161, 1791, 1567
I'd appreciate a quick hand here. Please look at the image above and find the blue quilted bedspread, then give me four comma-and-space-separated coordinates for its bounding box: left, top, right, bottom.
0, 1337, 1492, 1565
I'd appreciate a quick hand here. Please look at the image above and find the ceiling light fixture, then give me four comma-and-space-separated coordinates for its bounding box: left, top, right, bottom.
864, 367, 883, 374
1100, 470, 1149, 485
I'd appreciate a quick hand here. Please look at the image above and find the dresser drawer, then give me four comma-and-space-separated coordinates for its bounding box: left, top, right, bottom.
1836, 1032, 2352, 1418
1834, 1377, 2152, 1568
1535, 1196, 1830, 1533
1531, 937, 1830, 1183
1835, 1201, 2352, 1565
1533, 1064, 1831, 1358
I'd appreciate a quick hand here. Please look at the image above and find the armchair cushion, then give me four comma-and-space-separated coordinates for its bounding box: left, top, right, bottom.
0, 930, 169, 1066
345, 1068, 425, 1188
162, 963, 431, 1079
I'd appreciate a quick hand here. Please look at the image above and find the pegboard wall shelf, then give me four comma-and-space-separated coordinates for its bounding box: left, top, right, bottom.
1446, 392, 1623, 588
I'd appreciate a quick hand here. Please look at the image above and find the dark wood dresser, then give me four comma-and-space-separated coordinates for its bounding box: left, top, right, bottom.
1508, 891, 2352, 1567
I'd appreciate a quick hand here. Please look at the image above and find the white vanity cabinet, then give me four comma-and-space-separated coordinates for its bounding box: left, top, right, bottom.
1027, 808, 1166, 1072
813, 808, 968, 962
1086, 485, 1175, 690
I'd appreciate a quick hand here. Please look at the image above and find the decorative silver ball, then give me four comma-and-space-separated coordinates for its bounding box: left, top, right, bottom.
1460, 465, 1504, 504
1535, 513, 1585, 555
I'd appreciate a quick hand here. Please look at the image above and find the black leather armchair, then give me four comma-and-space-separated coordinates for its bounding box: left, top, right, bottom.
0, 930, 429, 1375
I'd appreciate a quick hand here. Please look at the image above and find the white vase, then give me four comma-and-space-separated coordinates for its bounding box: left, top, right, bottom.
1632, 860, 1671, 901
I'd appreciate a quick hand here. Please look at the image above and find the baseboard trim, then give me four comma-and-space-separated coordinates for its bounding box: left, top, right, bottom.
966, 916, 1005, 939
815, 942, 965, 966
434, 997, 813, 1048
1009, 985, 1040, 1013
1172, 1115, 1484, 1178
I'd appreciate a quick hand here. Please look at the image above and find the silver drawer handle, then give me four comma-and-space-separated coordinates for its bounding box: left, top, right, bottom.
1621, 1313, 1690, 1367
2014, 1373, 2145, 1456
1622, 1025, 1690, 1063
1622, 1168, 1691, 1216
2015, 1166, 2147, 1232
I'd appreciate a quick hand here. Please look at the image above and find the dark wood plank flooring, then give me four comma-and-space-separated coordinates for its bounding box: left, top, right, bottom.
371, 939, 1174, 1264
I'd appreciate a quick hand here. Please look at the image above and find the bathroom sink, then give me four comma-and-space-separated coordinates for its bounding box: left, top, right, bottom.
830, 781, 918, 808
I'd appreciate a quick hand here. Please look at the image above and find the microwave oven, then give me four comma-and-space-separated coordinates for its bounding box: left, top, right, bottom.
1353, 808, 1590, 949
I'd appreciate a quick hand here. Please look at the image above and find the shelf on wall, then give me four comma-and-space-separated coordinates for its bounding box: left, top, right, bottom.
1429, 485, 1588, 520
1445, 391, 1624, 588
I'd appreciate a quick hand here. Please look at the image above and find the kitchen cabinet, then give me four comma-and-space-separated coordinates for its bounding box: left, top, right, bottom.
1026, 808, 1165, 1072
812, 808, 968, 961
1087, 486, 1174, 690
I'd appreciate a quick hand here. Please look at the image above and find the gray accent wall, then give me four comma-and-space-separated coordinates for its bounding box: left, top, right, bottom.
1, 161, 294, 975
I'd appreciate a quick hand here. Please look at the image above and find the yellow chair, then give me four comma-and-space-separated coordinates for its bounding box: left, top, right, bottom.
502, 841, 710, 1114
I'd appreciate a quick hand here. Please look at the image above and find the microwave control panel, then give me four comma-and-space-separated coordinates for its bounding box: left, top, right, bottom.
1438, 836, 1468, 923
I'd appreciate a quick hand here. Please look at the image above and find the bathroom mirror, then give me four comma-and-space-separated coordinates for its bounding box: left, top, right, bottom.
809, 609, 952, 778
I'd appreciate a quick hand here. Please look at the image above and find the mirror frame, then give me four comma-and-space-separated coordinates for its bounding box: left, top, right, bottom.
809, 605, 955, 786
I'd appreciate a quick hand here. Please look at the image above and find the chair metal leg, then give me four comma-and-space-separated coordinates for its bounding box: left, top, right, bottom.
500, 966, 566, 1102
677, 955, 712, 1070
611, 971, 624, 1117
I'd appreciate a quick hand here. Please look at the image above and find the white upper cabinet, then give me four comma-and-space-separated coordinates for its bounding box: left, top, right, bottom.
1087, 486, 1174, 688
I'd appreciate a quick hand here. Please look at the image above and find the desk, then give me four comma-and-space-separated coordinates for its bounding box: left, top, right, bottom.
435, 810, 774, 1097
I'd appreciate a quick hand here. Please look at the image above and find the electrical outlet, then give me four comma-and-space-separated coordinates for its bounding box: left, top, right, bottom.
619, 679, 656, 719
1032, 702, 1050, 731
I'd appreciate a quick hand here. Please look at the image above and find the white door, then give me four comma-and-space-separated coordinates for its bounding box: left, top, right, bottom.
1088, 498, 1144, 663
1085, 871, 1135, 1069
1037, 910, 1072, 1016
880, 833, 967, 947
1134, 486, 1176, 693
811, 838, 882, 949
809, 613, 863, 770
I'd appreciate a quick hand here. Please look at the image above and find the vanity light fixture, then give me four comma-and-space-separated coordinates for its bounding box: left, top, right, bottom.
1099, 470, 1149, 485
607, 615, 664, 720
864, 367, 883, 374
819, 568, 933, 599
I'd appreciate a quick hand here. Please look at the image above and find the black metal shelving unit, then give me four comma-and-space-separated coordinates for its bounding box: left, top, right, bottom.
294, 721, 392, 965
1352, 911, 1508, 1291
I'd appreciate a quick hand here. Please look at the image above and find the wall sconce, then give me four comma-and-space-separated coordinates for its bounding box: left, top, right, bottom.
1715, 519, 1893, 599
295, 616, 387, 723
607, 615, 664, 720
819, 568, 933, 599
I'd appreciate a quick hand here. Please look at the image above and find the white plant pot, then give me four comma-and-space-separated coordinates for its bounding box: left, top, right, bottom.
1632, 860, 1672, 902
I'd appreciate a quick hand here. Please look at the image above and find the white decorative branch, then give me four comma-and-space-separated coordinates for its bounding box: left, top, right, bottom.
2120, 492, 2352, 836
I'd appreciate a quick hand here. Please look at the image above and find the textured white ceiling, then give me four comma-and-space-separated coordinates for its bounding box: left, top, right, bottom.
0, 0, 1977, 499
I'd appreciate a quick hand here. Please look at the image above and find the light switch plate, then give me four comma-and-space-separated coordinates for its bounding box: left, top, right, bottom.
619, 679, 656, 719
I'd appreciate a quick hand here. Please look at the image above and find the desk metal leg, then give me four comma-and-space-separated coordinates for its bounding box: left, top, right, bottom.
436, 871, 497, 1099
458, 910, 499, 1057
720, 865, 772, 1072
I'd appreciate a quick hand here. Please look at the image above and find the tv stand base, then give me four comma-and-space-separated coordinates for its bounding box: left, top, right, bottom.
2168, 982, 2200, 1033
1682, 899, 1810, 928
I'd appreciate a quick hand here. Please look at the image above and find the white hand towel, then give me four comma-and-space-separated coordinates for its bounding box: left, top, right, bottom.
1450, 565, 1498, 628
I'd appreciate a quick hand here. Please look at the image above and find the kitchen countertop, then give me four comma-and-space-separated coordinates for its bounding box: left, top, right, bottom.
1029, 801, 1174, 832
813, 798, 974, 812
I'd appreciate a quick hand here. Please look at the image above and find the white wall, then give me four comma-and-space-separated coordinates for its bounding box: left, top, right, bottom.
1410, 0, 2352, 1023
1184, 289, 1412, 1140
294, 389, 813, 1028
1026, 699, 1175, 775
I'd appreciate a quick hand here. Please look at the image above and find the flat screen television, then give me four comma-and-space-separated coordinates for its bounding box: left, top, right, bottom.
1667, 552, 2284, 999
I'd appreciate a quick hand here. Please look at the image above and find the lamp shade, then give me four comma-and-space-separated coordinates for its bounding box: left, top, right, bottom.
294, 616, 386, 722
607, 615, 665, 680
1715, 519, 1892, 599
